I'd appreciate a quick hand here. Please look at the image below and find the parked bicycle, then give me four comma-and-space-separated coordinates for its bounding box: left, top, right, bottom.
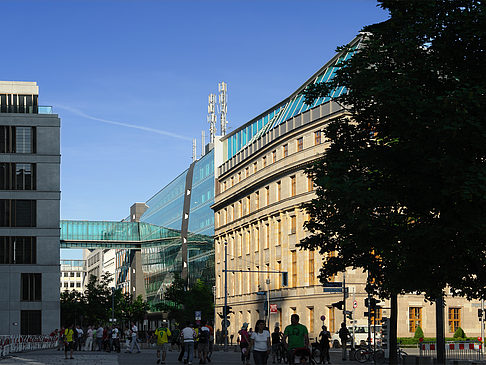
354, 346, 385, 363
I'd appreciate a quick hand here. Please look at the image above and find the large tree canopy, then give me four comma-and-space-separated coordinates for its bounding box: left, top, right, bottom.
300, 0, 486, 300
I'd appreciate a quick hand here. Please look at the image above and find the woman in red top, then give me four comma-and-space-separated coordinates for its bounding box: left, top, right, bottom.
238, 323, 251, 365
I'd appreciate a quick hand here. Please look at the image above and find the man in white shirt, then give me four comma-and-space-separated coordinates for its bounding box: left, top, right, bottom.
127, 322, 141, 353
181, 322, 195, 365
84, 326, 93, 351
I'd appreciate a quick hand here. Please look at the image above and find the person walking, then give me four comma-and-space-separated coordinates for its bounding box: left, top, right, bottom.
155, 320, 171, 364
319, 325, 331, 364
96, 325, 104, 351
64, 324, 75, 360
112, 325, 121, 353
271, 326, 282, 364
127, 322, 141, 354
338, 322, 350, 361
250, 319, 271, 365
238, 323, 251, 365
283, 314, 309, 365
182, 321, 195, 365
84, 326, 93, 351
197, 321, 210, 364
75, 325, 84, 351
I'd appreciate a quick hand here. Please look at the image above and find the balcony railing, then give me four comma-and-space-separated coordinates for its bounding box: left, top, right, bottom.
0, 105, 53, 114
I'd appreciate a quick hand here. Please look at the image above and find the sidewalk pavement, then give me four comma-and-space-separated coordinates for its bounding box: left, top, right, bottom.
1, 347, 349, 365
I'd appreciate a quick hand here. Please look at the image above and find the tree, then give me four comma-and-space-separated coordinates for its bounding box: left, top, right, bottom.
300, 1, 486, 363
453, 327, 466, 339
413, 326, 424, 340
60, 290, 86, 327
83, 273, 113, 324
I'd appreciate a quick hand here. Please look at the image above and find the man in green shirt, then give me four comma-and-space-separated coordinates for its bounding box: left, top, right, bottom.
283, 314, 310, 364
155, 321, 171, 364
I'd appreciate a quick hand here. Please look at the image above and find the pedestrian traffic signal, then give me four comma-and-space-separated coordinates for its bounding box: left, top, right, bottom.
365, 297, 379, 309
479, 309, 484, 319
345, 310, 353, 319
332, 301, 344, 310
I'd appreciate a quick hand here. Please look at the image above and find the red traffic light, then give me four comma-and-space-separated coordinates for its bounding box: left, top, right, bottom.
478, 337, 482, 342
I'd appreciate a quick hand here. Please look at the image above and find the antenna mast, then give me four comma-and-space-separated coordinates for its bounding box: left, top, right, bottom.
208, 94, 217, 143
218, 82, 228, 136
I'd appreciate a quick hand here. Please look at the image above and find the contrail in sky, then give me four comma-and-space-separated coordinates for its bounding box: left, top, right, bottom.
56, 104, 192, 141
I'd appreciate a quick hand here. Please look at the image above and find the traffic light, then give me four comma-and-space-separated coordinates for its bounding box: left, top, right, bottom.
345, 310, 353, 320
332, 301, 344, 310
282, 272, 288, 287
365, 298, 369, 308
381, 317, 390, 350
223, 305, 233, 315
365, 297, 380, 309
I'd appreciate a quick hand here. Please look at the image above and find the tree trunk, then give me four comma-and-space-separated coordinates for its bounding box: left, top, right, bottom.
389, 293, 398, 365
436, 295, 446, 364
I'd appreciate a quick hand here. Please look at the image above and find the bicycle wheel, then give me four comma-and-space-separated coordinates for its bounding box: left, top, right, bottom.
355, 348, 370, 363
398, 349, 408, 362
374, 349, 385, 364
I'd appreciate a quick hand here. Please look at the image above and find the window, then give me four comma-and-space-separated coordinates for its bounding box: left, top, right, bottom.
0, 163, 36, 190
277, 220, 282, 244
70, 272, 75, 277
0, 200, 36, 227
223, 181, 227, 191
291, 176, 296, 197
246, 230, 251, 254
308, 307, 314, 333
245, 167, 249, 178
70, 282, 74, 288
0, 236, 36, 264
253, 162, 257, 173
309, 250, 315, 285
292, 251, 297, 287
329, 307, 335, 333
409, 307, 422, 332
290, 216, 296, 234
283, 144, 288, 158
238, 172, 242, 182
246, 196, 251, 215
76, 283, 81, 288
265, 224, 270, 249
448, 308, 461, 333
21, 273, 41, 301
63, 272, 68, 277
277, 182, 281, 201
315, 131, 322, 145
238, 233, 242, 256
21, 310, 41, 335
262, 156, 267, 168
255, 192, 259, 210
76, 272, 81, 277
276, 261, 281, 290
231, 176, 234, 187
0, 126, 36, 154
64, 282, 68, 288
272, 150, 277, 163
239, 201, 243, 217
266, 186, 270, 205
297, 137, 303, 152
255, 227, 259, 252
307, 176, 314, 192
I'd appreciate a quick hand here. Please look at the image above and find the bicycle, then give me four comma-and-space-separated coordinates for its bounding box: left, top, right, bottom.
354, 346, 385, 363
290, 347, 317, 365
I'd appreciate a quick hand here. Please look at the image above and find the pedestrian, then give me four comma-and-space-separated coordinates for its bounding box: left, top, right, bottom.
124, 327, 131, 350
127, 321, 141, 353
206, 321, 214, 362
85, 326, 93, 351
271, 326, 282, 364
58, 327, 65, 351
238, 322, 251, 365
171, 325, 181, 351
197, 321, 210, 364
75, 325, 84, 351
283, 314, 309, 365
112, 325, 121, 353
250, 319, 271, 365
64, 324, 75, 360
319, 325, 331, 364
338, 322, 350, 361
182, 321, 195, 365
155, 320, 171, 364
96, 324, 104, 351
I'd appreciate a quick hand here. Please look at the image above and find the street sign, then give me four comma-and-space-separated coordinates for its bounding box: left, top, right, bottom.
270, 304, 278, 313
323, 282, 343, 287
320, 315, 326, 321
195, 311, 202, 320
221, 319, 230, 328
353, 300, 357, 308
323, 288, 343, 293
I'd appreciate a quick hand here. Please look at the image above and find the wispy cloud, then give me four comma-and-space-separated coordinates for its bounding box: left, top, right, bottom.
56, 104, 192, 141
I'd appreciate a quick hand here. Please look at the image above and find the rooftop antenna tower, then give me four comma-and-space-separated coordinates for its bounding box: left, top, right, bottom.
218, 82, 228, 136
201, 130, 205, 157
208, 93, 217, 143
192, 138, 197, 162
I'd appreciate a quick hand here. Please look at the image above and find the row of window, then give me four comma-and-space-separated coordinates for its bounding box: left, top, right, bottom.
62, 272, 82, 277
409, 306, 462, 333
0, 236, 36, 264
0, 199, 36, 227
61, 282, 82, 288
0, 126, 36, 154
220, 130, 322, 193
217, 174, 313, 227
0, 163, 35, 190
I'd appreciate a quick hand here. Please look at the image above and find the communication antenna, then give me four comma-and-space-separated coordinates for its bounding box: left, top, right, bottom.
201, 130, 205, 156
218, 82, 228, 136
208, 94, 217, 143
192, 138, 197, 162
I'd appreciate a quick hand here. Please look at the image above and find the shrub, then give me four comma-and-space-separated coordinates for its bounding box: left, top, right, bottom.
453, 327, 466, 339
414, 326, 425, 339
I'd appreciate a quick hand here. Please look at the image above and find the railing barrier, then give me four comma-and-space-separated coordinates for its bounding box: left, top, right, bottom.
0, 335, 58, 357
419, 341, 483, 361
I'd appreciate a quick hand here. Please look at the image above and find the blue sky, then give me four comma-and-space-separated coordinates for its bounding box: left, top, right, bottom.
2, 1, 388, 258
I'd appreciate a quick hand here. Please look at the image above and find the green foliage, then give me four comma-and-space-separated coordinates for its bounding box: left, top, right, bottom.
60, 272, 149, 327
155, 275, 214, 323
300, 0, 486, 300
413, 326, 424, 339
453, 327, 466, 339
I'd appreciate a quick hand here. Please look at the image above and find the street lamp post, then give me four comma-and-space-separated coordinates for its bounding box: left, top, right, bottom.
223, 241, 228, 352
